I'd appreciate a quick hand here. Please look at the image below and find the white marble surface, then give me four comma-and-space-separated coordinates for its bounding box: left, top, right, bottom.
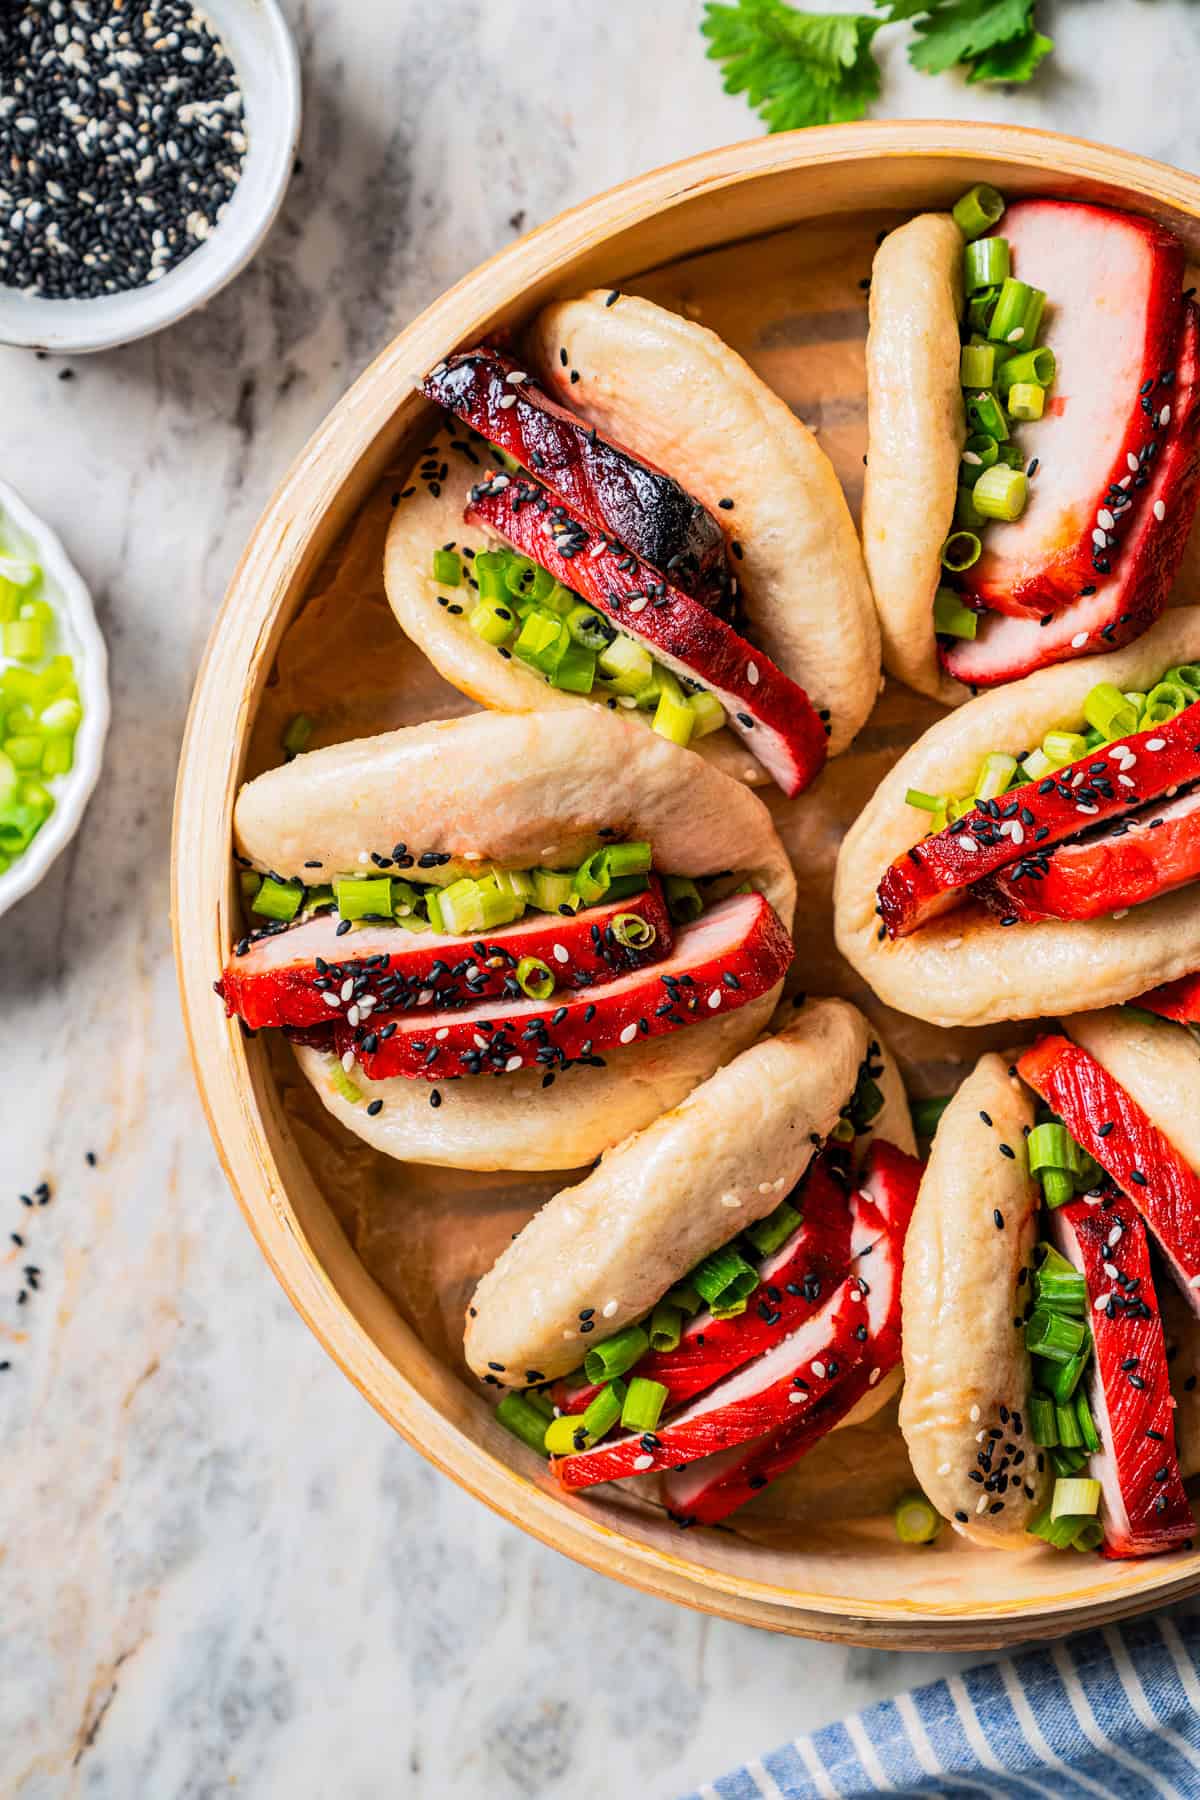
6, 3, 1200, 1795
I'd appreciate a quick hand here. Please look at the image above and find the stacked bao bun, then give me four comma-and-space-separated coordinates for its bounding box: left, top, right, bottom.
218, 192, 1200, 1544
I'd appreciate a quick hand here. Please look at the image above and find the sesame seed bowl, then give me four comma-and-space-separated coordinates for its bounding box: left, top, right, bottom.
176, 123, 1200, 1645
0, 476, 108, 919
0, 0, 300, 354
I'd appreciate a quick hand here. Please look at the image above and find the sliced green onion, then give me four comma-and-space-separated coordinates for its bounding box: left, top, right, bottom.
1054, 1402, 1083, 1450
603, 842, 651, 879
710, 1296, 749, 1321
611, 911, 656, 951
664, 1281, 703, 1316
1051, 1445, 1088, 1475
974, 750, 1018, 801
598, 634, 653, 695
893, 1490, 942, 1544
960, 343, 996, 387
1142, 680, 1192, 727
953, 184, 1006, 240
744, 1199, 801, 1258
1027, 1122, 1077, 1177
652, 669, 695, 748
252, 875, 304, 922
966, 286, 1001, 334
1070, 1518, 1103, 1551
281, 713, 314, 759
966, 390, 1010, 442
1007, 382, 1045, 423
473, 549, 511, 601
1044, 1346, 1090, 1403
583, 1325, 649, 1386
664, 874, 703, 923
469, 599, 516, 646
1028, 1507, 1084, 1550
301, 883, 335, 918
2, 616, 43, 661
905, 786, 949, 814
941, 531, 981, 573
688, 690, 726, 738
1026, 1306, 1087, 1364
531, 868, 578, 914
621, 1376, 668, 1435
495, 1392, 550, 1455
987, 277, 1046, 349
997, 346, 1056, 393
649, 1302, 683, 1354
328, 1062, 362, 1105
544, 1412, 594, 1456
581, 1379, 626, 1443
961, 433, 999, 473
549, 644, 597, 694
565, 603, 613, 651
933, 587, 979, 641
524, 1387, 556, 1420
503, 554, 539, 598
334, 875, 393, 921
515, 956, 554, 1000
1075, 1389, 1101, 1454
911, 1095, 951, 1139
1043, 729, 1089, 765
1033, 1245, 1087, 1313
572, 850, 610, 905
1083, 681, 1138, 742
972, 464, 1029, 522
1029, 1392, 1058, 1446
1051, 1476, 1099, 1520
994, 443, 1025, 470
1165, 663, 1200, 697
691, 1245, 760, 1311
239, 868, 262, 903
515, 609, 569, 673
432, 548, 462, 587
964, 235, 1010, 293
1021, 747, 1056, 781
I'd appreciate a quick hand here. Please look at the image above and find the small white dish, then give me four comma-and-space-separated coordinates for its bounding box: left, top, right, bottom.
0, 479, 109, 919
0, 0, 301, 355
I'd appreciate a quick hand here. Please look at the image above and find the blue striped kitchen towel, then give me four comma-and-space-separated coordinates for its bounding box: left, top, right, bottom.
685, 1613, 1200, 1799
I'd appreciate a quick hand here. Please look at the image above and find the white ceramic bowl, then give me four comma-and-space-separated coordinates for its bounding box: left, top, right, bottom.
0, 0, 301, 354
0, 480, 109, 919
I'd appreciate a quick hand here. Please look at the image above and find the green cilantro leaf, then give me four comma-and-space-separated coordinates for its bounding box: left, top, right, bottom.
702, 0, 884, 131
966, 25, 1054, 84
907, 0, 1037, 77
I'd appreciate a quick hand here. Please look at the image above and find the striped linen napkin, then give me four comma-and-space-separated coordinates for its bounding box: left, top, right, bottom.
684, 1612, 1200, 1799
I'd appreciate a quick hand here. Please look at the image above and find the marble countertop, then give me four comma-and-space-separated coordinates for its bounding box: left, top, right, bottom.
6, 3, 1200, 1794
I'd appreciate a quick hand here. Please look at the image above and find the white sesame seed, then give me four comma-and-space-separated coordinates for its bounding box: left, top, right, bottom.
721, 1193, 741, 1209
618, 1023, 638, 1044
497, 393, 517, 410
962, 450, 982, 467
1146, 738, 1166, 751
937, 1461, 952, 1477
747, 661, 760, 685
563, 1329, 576, 1341
473, 1033, 487, 1050
602, 1299, 619, 1318
340, 1049, 355, 1073
552, 944, 569, 964
1107, 1225, 1123, 1246
707, 990, 722, 1009
628, 596, 649, 615
969, 1403, 981, 1423
758, 1181, 772, 1195
633, 1454, 654, 1471
788, 1391, 805, 1404
357, 851, 370, 865
1006, 326, 1024, 343
1161, 404, 1172, 427
1154, 499, 1167, 522
1092, 528, 1109, 548
811, 1361, 827, 1379
346, 1005, 360, 1028
1097, 509, 1115, 530
958, 835, 979, 854
1128, 452, 1140, 473
869, 1367, 881, 1385
1104, 1262, 1119, 1280
976, 1495, 989, 1514
504, 1055, 523, 1073
436, 1028, 449, 1041
1112, 909, 1129, 920
506, 369, 527, 384
1071, 632, 1089, 649
1119, 475, 1133, 490
340, 979, 354, 1002
1094, 1293, 1112, 1312
1075, 802, 1099, 815
322, 992, 342, 1009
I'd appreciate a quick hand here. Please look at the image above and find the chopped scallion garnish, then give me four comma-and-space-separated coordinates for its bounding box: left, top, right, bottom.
495, 1392, 550, 1456
953, 183, 1005, 241
620, 1376, 668, 1435
893, 1490, 942, 1544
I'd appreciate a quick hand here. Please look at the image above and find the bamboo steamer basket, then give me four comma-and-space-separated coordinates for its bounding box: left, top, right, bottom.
174, 123, 1200, 1647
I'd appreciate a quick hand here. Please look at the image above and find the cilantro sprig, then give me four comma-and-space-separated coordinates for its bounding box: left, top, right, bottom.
703, 0, 1053, 131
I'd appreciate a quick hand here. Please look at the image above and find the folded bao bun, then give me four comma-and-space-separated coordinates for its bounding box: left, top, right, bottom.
862, 214, 967, 706
527, 294, 881, 757
899, 1053, 1052, 1546
384, 428, 766, 791
834, 609, 1200, 1027
464, 997, 914, 1387
234, 708, 796, 1171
